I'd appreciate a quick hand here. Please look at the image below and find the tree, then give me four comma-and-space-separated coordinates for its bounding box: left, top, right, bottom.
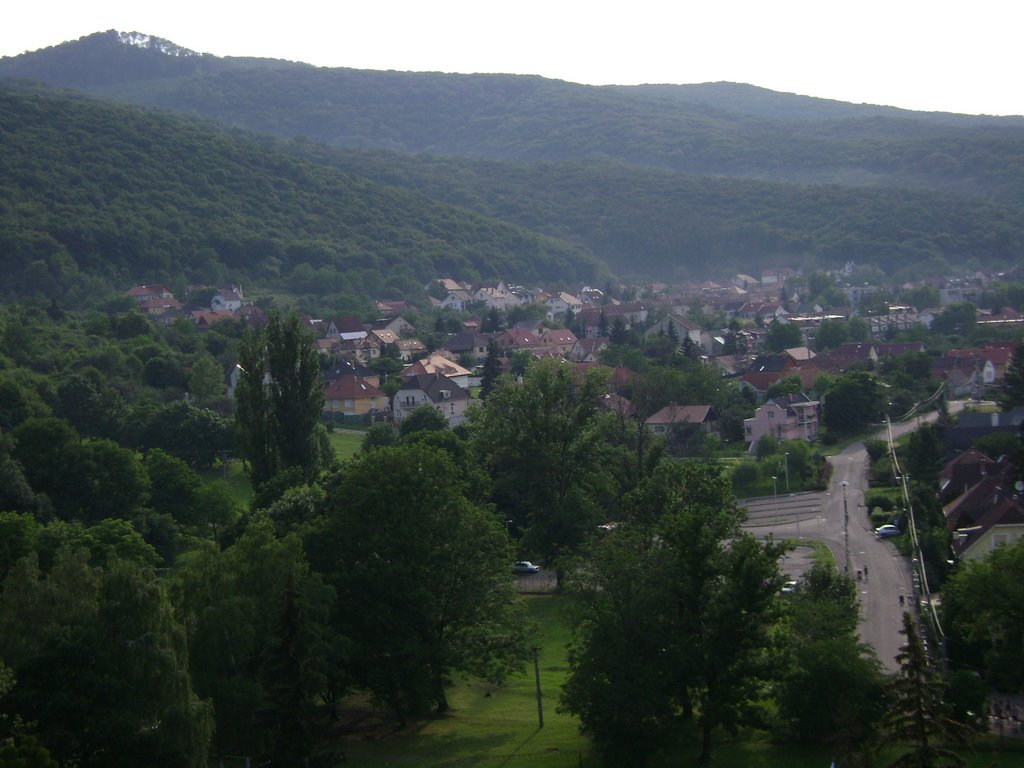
479, 339, 503, 400
560, 524, 676, 767
481, 306, 504, 333
145, 448, 202, 522
777, 563, 886, 757
398, 404, 448, 437
174, 520, 334, 758
883, 613, 971, 768
930, 303, 977, 338
561, 461, 785, 766
942, 539, 1024, 689
823, 371, 880, 434
765, 319, 803, 353
0, 551, 213, 766
236, 311, 325, 486
188, 353, 224, 405
308, 443, 531, 721
815, 318, 849, 352
472, 358, 608, 578
999, 342, 1024, 411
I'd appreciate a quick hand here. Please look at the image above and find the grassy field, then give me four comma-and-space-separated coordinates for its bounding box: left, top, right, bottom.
328, 429, 365, 461
331, 595, 1024, 768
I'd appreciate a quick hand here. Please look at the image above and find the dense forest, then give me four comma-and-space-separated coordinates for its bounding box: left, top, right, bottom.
0, 82, 603, 304
3, 30, 1024, 290
314, 150, 1024, 281
4, 31, 1024, 202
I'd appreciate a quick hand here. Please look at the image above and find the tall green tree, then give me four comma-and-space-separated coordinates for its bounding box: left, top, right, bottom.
561, 462, 784, 766
479, 339, 503, 400
777, 563, 886, 759
308, 443, 531, 721
561, 524, 676, 767
883, 613, 971, 768
1000, 342, 1024, 411
0, 550, 213, 766
188, 353, 225, 405
823, 371, 880, 434
236, 311, 325, 486
942, 539, 1024, 689
472, 358, 608, 576
766, 319, 803, 352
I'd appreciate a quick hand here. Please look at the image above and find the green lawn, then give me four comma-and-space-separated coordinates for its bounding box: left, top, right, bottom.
330, 594, 1024, 767
328, 429, 365, 461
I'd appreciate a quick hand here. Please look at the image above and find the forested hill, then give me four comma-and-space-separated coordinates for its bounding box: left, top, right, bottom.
3, 31, 1024, 202
0, 83, 603, 303
315, 150, 1024, 282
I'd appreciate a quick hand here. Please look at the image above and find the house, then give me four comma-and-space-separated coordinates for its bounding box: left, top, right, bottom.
139, 297, 182, 316
370, 315, 415, 337
539, 328, 578, 356
545, 292, 584, 320
127, 284, 174, 303
401, 354, 473, 390
393, 373, 472, 427
570, 336, 609, 363
395, 339, 428, 362
646, 404, 719, 435
441, 290, 474, 312
939, 448, 998, 501
596, 393, 636, 418
369, 329, 401, 347
645, 314, 702, 349
944, 457, 1024, 561
325, 316, 367, 340
743, 394, 820, 446
474, 282, 522, 311
944, 407, 1024, 453
191, 309, 236, 327
494, 328, 544, 355
323, 375, 388, 424
442, 331, 493, 363
211, 288, 244, 311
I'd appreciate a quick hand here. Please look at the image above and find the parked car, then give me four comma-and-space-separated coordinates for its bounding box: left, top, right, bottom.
875, 524, 901, 538
780, 580, 799, 594
514, 561, 541, 574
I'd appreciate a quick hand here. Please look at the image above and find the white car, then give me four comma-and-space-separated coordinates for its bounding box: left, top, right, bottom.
875, 524, 901, 538
780, 580, 799, 594
513, 561, 541, 574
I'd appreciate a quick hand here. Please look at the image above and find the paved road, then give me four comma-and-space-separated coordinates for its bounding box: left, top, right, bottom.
743, 401, 968, 672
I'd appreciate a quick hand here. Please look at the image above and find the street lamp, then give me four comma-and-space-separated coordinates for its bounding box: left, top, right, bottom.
784, 451, 790, 492
840, 480, 850, 574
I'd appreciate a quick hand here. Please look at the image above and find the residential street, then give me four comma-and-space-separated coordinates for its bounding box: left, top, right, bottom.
744, 401, 967, 672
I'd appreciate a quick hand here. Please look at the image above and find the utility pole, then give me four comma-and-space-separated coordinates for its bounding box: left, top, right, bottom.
841, 480, 850, 574
533, 647, 544, 728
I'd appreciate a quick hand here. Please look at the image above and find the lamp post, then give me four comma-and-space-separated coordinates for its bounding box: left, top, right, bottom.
784, 451, 790, 492
841, 480, 850, 574
772, 475, 778, 530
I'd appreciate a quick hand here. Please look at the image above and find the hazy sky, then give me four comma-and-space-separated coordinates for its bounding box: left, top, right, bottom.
2, 0, 1021, 116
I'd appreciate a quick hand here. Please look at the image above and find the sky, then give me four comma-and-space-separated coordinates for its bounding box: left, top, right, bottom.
1, 0, 1021, 116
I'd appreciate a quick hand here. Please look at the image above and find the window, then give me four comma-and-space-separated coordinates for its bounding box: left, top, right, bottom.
768, 411, 774, 419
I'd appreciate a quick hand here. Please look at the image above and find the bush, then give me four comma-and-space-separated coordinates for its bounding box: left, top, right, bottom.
731, 461, 760, 493
863, 439, 888, 463
870, 508, 891, 527
864, 493, 895, 512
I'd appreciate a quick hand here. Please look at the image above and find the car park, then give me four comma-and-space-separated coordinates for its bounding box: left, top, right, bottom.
875, 524, 901, 538
514, 561, 540, 574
